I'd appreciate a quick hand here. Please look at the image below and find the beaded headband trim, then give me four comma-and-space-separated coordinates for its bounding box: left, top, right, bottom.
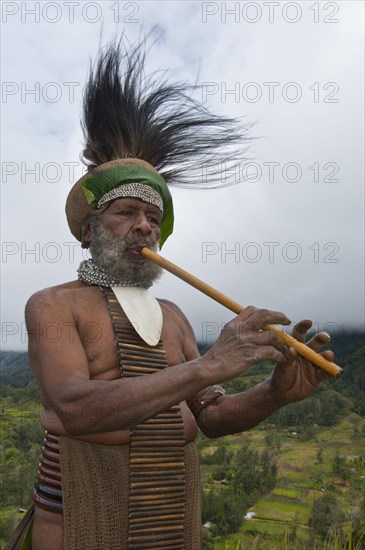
97, 182, 163, 212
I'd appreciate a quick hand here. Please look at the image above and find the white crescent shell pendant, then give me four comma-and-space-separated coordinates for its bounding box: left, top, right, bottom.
111, 287, 163, 346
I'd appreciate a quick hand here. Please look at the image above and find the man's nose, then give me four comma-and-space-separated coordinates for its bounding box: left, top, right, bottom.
132, 212, 152, 235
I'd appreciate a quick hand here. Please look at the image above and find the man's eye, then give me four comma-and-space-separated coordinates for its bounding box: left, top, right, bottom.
148, 216, 160, 225
119, 210, 132, 216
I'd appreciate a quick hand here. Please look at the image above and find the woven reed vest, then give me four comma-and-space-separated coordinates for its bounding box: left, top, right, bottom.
102, 286, 186, 549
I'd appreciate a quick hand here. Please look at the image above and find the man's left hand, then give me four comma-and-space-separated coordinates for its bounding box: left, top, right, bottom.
267, 319, 334, 406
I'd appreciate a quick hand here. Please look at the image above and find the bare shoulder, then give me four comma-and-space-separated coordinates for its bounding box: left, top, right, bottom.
158, 299, 191, 327
158, 299, 200, 360
25, 282, 105, 383
25, 281, 81, 321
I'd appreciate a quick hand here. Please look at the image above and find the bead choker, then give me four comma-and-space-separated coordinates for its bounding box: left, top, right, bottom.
77, 259, 147, 288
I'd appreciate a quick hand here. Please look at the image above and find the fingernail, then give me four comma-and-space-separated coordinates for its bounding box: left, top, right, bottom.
285, 346, 296, 359
322, 332, 331, 341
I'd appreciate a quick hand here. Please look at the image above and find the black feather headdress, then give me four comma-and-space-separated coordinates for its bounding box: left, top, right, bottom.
81, 35, 250, 188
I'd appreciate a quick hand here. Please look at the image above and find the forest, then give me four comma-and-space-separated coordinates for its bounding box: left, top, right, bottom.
1, 329, 364, 549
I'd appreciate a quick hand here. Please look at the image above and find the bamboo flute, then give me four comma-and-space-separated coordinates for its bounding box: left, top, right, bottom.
141, 247, 343, 378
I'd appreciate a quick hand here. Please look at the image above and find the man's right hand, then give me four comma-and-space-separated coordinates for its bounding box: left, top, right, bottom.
202, 306, 294, 384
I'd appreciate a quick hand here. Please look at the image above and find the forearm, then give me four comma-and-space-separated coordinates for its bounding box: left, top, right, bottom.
45, 356, 212, 435
197, 378, 283, 438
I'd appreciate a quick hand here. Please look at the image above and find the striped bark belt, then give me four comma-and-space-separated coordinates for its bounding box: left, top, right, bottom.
33, 431, 62, 513
102, 286, 186, 549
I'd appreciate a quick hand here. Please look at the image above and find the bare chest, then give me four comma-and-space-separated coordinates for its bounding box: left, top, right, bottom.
74, 290, 186, 380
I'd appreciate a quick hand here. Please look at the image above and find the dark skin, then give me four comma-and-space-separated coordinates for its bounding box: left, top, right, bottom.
26, 197, 334, 549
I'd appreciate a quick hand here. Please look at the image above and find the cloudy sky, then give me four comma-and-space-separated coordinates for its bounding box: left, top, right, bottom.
1, 0, 364, 351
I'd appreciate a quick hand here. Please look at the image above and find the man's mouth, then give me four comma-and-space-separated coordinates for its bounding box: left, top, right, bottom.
126, 244, 149, 257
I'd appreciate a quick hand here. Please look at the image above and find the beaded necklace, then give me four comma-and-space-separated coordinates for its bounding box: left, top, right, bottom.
77, 259, 148, 288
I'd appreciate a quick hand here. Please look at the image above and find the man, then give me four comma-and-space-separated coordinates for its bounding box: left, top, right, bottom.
25, 38, 334, 549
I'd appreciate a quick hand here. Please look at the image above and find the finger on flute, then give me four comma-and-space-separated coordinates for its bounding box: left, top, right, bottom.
140, 247, 342, 379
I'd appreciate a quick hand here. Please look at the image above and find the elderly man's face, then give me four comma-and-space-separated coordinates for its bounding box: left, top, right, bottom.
87, 198, 163, 286
99, 197, 162, 244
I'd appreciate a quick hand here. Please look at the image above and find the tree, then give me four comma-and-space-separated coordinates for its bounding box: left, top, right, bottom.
332, 452, 350, 481
202, 490, 249, 536
308, 491, 346, 540
316, 446, 323, 464
232, 445, 278, 497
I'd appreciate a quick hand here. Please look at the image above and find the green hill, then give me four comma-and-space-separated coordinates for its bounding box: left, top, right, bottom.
1, 330, 364, 548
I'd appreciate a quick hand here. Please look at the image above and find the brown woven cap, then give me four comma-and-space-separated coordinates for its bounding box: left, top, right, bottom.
65, 158, 159, 245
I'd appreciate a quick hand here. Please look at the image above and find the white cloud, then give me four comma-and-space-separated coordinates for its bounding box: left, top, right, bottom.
1, 0, 364, 350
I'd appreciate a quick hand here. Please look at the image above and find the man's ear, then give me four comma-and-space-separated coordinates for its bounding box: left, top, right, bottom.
81, 205, 107, 248
81, 221, 92, 249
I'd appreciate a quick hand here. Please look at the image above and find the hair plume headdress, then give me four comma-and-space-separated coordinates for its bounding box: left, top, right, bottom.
81, 33, 250, 188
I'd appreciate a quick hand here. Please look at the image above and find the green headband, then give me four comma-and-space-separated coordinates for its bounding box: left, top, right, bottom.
80, 165, 174, 248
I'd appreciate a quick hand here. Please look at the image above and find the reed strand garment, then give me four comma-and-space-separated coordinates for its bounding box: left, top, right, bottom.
59, 433, 201, 549
33, 289, 204, 549
31, 285, 226, 549
102, 286, 188, 549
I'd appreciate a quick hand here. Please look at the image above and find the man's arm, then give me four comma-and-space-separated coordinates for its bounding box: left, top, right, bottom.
25, 288, 292, 437
192, 320, 333, 438
26, 288, 209, 436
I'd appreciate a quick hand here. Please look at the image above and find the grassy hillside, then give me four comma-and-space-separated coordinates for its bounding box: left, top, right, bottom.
1, 331, 364, 548
199, 413, 364, 549
198, 333, 365, 549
